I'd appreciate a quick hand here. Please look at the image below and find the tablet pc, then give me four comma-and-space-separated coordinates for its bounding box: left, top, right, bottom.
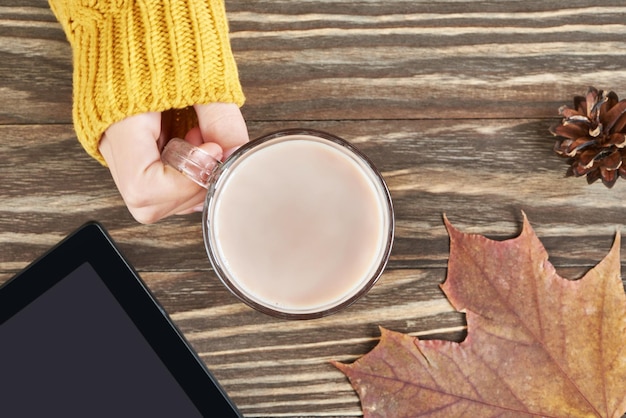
0, 222, 242, 417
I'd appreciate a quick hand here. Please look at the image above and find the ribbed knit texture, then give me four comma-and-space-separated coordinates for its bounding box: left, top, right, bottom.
49, 0, 245, 164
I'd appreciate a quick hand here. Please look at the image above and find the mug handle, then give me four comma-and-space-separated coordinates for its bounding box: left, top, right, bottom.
161, 138, 221, 188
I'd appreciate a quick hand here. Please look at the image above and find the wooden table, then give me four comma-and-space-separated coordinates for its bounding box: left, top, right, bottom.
2, 1, 626, 416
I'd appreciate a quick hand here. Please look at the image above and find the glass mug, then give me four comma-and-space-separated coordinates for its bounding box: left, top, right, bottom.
162, 129, 394, 319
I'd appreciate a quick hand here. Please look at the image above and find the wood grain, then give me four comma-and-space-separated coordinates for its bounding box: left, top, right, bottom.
226, 1, 626, 120
2, 1, 626, 417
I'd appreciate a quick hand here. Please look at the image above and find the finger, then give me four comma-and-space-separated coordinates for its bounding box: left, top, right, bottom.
193, 102, 249, 154
184, 126, 204, 147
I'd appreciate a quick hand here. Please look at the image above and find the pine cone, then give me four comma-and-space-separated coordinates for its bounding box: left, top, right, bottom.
551, 86, 626, 188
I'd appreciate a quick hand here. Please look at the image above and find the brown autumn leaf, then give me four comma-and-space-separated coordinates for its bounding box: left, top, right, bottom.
334, 214, 626, 417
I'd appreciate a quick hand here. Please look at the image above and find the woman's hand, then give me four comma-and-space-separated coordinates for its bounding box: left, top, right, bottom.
99, 103, 249, 224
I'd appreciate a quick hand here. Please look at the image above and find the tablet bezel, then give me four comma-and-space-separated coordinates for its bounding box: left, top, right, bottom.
0, 221, 242, 417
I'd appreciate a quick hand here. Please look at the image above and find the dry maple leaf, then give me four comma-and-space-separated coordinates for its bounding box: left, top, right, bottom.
334, 214, 626, 417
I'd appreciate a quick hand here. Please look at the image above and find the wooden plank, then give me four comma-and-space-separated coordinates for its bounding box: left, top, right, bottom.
3, 1, 626, 123
3, 121, 626, 277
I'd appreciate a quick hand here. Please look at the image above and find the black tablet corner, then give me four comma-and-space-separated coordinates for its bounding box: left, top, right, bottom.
0, 222, 242, 418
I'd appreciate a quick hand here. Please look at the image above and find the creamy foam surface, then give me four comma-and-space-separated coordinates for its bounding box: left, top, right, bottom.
208, 135, 390, 314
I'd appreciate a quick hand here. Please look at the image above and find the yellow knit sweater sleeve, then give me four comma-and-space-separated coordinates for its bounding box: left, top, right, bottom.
49, 0, 245, 164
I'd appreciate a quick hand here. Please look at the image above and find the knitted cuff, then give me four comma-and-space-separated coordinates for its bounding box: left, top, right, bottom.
50, 0, 245, 164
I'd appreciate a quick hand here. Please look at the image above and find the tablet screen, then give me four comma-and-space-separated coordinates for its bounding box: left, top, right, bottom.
1, 262, 203, 416
0, 222, 242, 417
